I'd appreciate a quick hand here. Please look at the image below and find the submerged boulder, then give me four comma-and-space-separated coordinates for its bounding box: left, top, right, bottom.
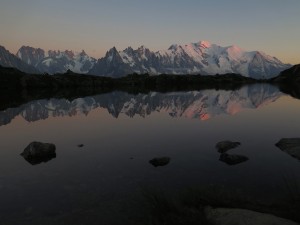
275, 138, 300, 160
149, 157, 171, 167
219, 153, 249, 165
205, 207, 298, 225
216, 141, 241, 153
21, 141, 56, 165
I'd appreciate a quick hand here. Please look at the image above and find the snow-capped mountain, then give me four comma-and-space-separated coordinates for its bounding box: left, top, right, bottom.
89, 41, 290, 79
0, 45, 38, 74
3, 41, 291, 78
17, 46, 96, 74
0, 84, 282, 126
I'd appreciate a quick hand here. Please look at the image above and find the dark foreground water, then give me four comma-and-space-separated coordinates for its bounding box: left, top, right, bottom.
0, 84, 300, 224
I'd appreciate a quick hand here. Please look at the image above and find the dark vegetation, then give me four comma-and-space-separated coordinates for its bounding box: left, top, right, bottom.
0, 66, 257, 110
271, 64, 300, 100
0, 66, 257, 92
1, 64, 300, 110
116, 72, 258, 93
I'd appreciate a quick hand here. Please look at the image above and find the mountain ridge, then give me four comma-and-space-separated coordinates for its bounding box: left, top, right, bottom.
89, 40, 291, 78
0, 40, 292, 78
0, 46, 38, 74
17, 46, 96, 74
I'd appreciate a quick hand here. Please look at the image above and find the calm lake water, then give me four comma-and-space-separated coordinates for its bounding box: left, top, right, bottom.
0, 84, 300, 224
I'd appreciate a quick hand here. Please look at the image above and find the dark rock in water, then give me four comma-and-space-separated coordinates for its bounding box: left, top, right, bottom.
219, 153, 248, 165
275, 138, 300, 160
77, 144, 84, 148
216, 140, 241, 153
149, 157, 170, 167
21, 141, 56, 165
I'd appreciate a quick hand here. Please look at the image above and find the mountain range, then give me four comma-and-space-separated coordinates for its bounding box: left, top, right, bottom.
0, 41, 291, 78
0, 46, 38, 74
16, 46, 96, 74
0, 84, 281, 126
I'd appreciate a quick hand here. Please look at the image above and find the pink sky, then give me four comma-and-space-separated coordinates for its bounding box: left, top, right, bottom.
1, 0, 299, 64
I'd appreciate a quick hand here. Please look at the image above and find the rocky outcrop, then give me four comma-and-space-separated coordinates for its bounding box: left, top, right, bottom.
215, 140, 249, 165
219, 153, 249, 165
149, 157, 171, 167
21, 141, 56, 165
216, 141, 241, 153
275, 138, 300, 160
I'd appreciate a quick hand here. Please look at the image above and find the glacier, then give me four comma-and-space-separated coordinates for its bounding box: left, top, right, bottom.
89, 41, 291, 79
14, 41, 291, 78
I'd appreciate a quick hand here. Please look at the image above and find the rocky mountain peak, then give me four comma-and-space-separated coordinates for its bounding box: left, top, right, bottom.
168, 44, 179, 51
90, 41, 291, 78
2, 41, 293, 78
198, 40, 211, 48
124, 47, 134, 55
79, 50, 87, 56
16, 46, 96, 74
0, 45, 38, 74
64, 50, 75, 59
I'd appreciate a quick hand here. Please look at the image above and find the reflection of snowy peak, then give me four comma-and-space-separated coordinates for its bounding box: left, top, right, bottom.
0, 84, 282, 126
89, 41, 290, 79
17, 46, 96, 74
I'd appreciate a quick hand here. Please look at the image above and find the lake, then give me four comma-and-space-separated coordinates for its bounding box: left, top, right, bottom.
0, 83, 299, 224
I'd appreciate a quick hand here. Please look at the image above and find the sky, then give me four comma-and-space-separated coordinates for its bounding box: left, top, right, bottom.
0, 0, 299, 64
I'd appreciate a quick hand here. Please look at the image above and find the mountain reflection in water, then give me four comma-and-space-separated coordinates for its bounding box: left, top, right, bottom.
0, 84, 282, 126
0, 83, 300, 225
